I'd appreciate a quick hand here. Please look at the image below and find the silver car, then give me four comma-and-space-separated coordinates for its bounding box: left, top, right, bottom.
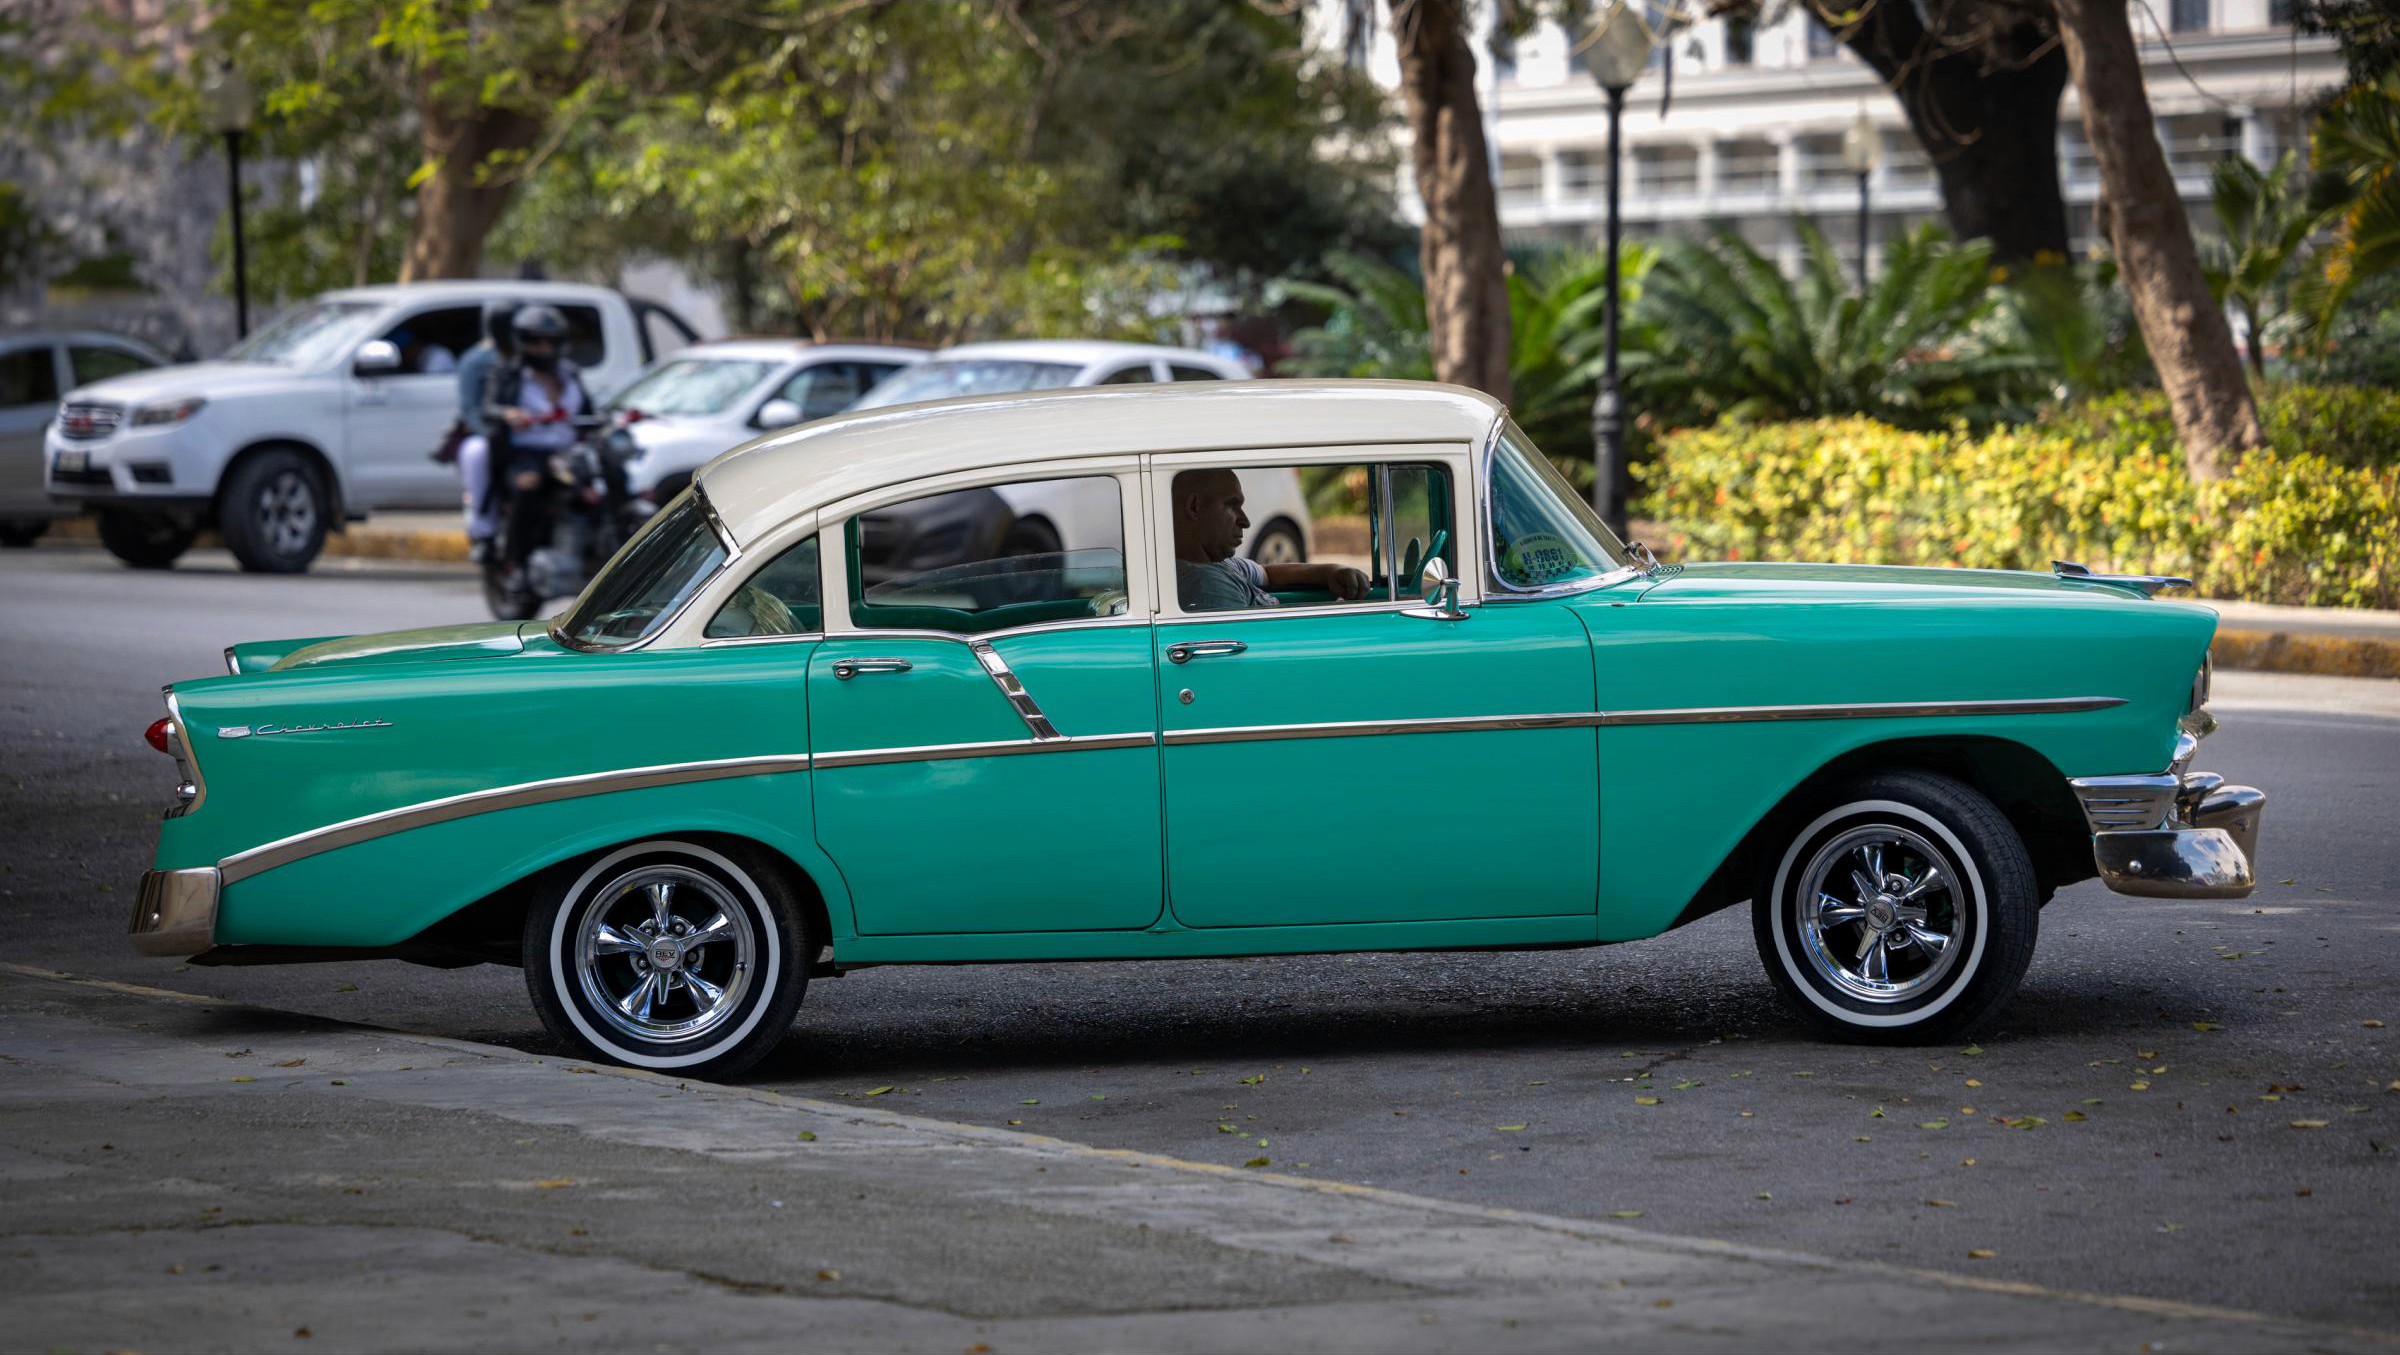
1, 330, 168, 545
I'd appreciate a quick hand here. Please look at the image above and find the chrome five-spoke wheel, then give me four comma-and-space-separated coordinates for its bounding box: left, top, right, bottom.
575, 865, 756, 1045
1793, 826, 1963, 1003
526, 840, 810, 1077
1754, 771, 2039, 1042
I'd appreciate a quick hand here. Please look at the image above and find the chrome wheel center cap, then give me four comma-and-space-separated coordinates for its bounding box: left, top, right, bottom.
647, 939, 682, 970
1865, 898, 1898, 930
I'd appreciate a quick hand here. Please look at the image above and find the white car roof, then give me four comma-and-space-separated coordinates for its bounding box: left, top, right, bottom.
928, 339, 1240, 372
698, 379, 1503, 547
317, 280, 622, 307
670, 339, 928, 364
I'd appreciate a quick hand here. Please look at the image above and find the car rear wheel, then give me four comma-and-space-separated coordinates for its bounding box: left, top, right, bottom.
524, 839, 808, 1078
1248, 517, 1305, 565
1752, 770, 2038, 1043
219, 449, 328, 574
95, 508, 198, 569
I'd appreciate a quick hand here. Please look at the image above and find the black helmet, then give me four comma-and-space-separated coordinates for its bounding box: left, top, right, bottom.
482, 300, 520, 348
512, 304, 569, 343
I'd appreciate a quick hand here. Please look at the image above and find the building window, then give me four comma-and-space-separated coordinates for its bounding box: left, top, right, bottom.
1725, 15, 1755, 65
1808, 15, 1840, 60
2268, 0, 2295, 23
2170, 0, 2209, 31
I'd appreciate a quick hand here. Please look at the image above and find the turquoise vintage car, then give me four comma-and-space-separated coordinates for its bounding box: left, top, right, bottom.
131, 381, 2265, 1075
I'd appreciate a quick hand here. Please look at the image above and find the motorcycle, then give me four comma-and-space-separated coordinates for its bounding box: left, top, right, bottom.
482, 414, 653, 620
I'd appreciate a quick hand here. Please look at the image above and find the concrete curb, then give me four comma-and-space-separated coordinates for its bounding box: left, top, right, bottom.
49, 514, 473, 563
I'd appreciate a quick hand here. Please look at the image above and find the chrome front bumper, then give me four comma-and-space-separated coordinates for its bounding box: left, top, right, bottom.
128, 867, 221, 956
2069, 762, 2266, 900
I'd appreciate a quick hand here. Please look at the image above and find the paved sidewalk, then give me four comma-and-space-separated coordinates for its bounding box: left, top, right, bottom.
2, 965, 2390, 1354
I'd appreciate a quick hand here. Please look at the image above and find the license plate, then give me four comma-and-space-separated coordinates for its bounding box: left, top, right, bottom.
54, 450, 89, 474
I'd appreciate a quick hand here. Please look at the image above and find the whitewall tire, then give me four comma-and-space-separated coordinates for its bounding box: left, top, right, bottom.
1752, 771, 2038, 1042
524, 839, 808, 1078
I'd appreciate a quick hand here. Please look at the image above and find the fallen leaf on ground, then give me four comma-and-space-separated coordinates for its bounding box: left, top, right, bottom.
1496, 1124, 1528, 1132
1633, 1096, 1661, 1106
796, 1131, 816, 1142
816, 1269, 840, 1281
1609, 1210, 1645, 1218
1673, 1080, 1703, 1091
2193, 1022, 2223, 1033
1020, 1098, 1039, 1105
1754, 1191, 1772, 1200
2290, 1119, 2331, 1129
2063, 1110, 2089, 1122
1239, 1073, 1266, 1085
1968, 1249, 1997, 1260
273, 1059, 305, 1068
229, 1076, 255, 1084
1961, 1045, 1984, 1056
861, 1086, 894, 1097
1964, 1079, 1982, 1088
2366, 1020, 2386, 1029
2131, 1081, 2153, 1092
1924, 1198, 1957, 1208
1244, 1156, 1271, 1168
534, 1178, 575, 1189
1918, 1118, 1950, 1130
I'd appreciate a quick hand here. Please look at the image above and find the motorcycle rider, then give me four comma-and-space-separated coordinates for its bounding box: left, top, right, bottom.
483, 304, 589, 585
453, 300, 517, 560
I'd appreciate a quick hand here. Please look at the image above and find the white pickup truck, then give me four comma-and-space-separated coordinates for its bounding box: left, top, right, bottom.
44, 280, 698, 572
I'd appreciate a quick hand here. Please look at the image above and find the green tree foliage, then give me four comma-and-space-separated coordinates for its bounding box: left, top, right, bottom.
1625, 220, 2036, 429
2202, 149, 2354, 374
1280, 246, 1646, 470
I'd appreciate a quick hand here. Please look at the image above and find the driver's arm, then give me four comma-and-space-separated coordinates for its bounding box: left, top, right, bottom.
1263, 562, 1370, 599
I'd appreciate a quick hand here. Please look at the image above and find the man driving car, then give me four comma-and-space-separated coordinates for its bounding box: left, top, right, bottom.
1172, 468, 1368, 611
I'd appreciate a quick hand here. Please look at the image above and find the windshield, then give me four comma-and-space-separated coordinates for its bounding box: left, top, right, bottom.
849, 359, 1082, 410
224, 301, 383, 367
612, 357, 778, 417
557, 492, 729, 649
1487, 423, 1637, 592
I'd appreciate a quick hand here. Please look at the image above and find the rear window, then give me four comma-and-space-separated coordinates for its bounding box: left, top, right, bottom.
850, 359, 1081, 410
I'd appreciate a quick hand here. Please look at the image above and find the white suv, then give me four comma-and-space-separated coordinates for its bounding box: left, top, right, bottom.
45, 280, 697, 572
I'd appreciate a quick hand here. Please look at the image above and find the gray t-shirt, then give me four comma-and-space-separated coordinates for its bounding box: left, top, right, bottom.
1177, 555, 1275, 611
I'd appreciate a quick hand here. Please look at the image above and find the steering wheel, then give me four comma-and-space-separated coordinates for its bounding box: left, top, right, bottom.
1405, 528, 1449, 586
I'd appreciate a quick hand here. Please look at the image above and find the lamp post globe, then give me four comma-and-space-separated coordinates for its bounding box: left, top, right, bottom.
203, 60, 254, 338
1573, 0, 1656, 536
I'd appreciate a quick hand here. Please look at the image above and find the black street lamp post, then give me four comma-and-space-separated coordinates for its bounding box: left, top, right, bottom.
1841, 107, 1883, 294
203, 61, 254, 339
1574, 0, 1657, 538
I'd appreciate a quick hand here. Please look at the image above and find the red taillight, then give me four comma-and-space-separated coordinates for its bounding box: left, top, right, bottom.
146, 717, 173, 754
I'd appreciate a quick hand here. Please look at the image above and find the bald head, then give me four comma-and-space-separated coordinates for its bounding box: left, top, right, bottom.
1172, 469, 1250, 563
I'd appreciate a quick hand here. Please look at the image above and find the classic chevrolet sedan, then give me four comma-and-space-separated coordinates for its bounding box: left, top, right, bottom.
131, 381, 2265, 1075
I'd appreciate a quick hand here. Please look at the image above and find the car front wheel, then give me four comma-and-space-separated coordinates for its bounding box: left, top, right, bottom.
524, 839, 809, 1078
1753, 770, 2038, 1043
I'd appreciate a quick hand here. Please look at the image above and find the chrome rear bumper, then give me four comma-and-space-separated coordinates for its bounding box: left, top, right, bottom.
2069, 767, 2266, 900
128, 867, 221, 956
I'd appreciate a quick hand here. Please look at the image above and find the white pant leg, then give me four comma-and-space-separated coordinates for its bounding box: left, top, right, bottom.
458, 435, 497, 541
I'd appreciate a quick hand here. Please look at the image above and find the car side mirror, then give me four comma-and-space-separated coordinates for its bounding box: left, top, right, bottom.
353, 340, 401, 377
1405, 555, 1467, 621
754, 398, 804, 429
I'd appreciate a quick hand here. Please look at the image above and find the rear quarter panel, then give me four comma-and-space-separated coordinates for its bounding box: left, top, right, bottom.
159, 641, 843, 948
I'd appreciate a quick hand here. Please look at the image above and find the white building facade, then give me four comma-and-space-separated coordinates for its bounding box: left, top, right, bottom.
1311, 0, 2345, 272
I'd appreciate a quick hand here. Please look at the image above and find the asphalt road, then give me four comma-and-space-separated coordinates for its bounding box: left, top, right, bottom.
4, 543, 2396, 1330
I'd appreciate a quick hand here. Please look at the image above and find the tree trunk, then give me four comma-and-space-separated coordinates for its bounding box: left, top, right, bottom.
1826, 2, 2071, 264
399, 89, 543, 282
2053, 0, 2261, 478
1387, 0, 1511, 402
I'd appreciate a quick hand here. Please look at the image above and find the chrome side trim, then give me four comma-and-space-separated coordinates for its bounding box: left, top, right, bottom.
1597, 696, 2125, 726
2068, 773, 2180, 833
816, 731, 1149, 769
1165, 696, 2125, 748
967, 639, 1061, 739
700, 631, 826, 650
129, 867, 221, 957
162, 689, 207, 819
222, 645, 240, 676
217, 753, 814, 885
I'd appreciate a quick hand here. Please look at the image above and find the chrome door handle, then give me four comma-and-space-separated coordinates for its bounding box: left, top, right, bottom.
832, 657, 913, 680
1165, 640, 1247, 664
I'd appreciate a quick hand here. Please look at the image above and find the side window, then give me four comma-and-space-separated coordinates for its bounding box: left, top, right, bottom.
1096, 364, 1155, 385
706, 534, 820, 639
0, 348, 59, 408
1167, 462, 1452, 614
849, 475, 1127, 635
777, 363, 865, 421
1168, 364, 1221, 382
70, 345, 151, 386
557, 305, 607, 368
378, 306, 480, 374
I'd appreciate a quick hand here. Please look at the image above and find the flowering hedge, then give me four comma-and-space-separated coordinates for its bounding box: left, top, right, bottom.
1640, 394, 2400, 608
